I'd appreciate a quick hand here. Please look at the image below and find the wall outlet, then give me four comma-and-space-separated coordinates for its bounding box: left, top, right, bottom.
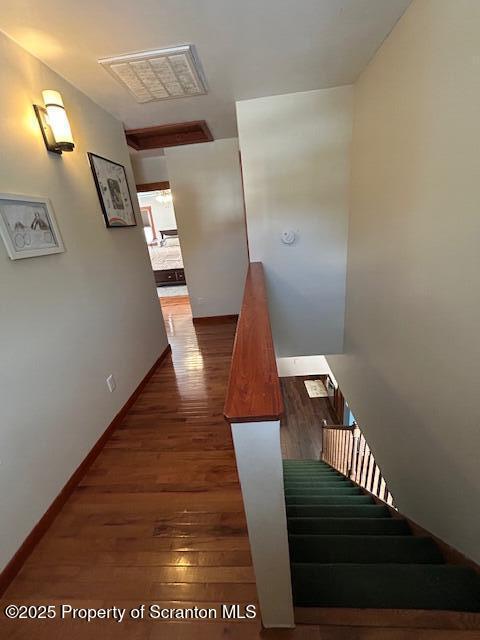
106, 374, 116, 393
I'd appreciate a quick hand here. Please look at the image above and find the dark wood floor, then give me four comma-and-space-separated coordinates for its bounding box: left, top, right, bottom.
280, 375, 338, 460
1, 296, 475, 639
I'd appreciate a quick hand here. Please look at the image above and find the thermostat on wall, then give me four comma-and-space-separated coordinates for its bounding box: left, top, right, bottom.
281, 230, 296, 245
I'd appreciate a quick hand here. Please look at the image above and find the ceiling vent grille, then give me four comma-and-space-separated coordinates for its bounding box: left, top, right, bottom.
98, 45, 207, 103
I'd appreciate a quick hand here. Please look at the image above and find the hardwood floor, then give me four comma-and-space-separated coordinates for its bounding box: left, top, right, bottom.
0, 296, 476, 639
280, 375, 338, 460
0, 296, 256, 638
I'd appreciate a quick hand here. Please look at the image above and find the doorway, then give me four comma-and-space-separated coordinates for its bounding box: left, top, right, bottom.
136, 181, 189, 301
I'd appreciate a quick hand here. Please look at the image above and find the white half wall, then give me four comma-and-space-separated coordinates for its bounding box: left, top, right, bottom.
236, 86, 353, 357
231, 420, 294, 628
0, 32, 168, 571
165, 139, 249, 318
328, 0, 480, 562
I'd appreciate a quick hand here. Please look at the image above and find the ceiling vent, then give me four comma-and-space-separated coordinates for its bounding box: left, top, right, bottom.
98, 45, 207, 103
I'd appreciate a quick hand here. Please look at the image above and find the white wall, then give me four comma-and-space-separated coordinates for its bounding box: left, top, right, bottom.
277, 356, 336, 384
165, 139, 249, 318
0, 32, 168, 571
236, 87, 353, 357
138, 191, 177, 232
328, 0, 480, 561
130, 153, 169, 184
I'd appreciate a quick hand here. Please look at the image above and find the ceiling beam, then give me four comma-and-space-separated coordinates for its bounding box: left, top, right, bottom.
126, 120, 213, 151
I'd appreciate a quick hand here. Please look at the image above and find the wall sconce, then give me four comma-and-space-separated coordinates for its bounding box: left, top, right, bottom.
34, 90, 75, 154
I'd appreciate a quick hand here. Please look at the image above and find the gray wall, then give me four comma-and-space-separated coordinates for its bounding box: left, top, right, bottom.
165, 139, 249, 318
0, 32, 167, 570
236, 86, 353, 357
328, 0, 480, 561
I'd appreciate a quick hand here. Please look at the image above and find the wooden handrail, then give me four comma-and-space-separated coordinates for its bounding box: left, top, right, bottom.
322, 424, 354, 430
224, 262, 284, 423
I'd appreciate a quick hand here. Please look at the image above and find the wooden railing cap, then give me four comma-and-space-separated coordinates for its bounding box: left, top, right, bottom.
224, 262, 284, 423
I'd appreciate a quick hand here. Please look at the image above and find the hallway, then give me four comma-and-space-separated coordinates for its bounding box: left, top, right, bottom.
1, 297, 260, 638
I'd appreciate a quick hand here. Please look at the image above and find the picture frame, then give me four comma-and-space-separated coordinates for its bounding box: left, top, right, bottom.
0, 193, 65, 260
87, 152, 137, 228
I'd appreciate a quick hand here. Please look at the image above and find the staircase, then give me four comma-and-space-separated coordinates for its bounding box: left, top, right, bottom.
283, 459, 480, 618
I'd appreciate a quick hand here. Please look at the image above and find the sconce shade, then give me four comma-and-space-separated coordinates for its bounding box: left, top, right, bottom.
40, 90, 74, 152
42, 89, 64, 107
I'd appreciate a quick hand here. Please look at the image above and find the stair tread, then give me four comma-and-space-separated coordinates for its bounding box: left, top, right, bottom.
287, 505, 390, 518
283, 463, 332, 467
283, 460, 327, 463
288, 517, 410, 535
285, 480, 347, 484
284, 476, 351, 481
289, 534, 444, 564
285, 495, 374, 505
284, 472, 343, 475
283, 465, 340, 469
285, 481, 353, 487
283, 473, 343, 477
291, 563, 480, 611
284, 465, 340, 469
285, 487, 362, 495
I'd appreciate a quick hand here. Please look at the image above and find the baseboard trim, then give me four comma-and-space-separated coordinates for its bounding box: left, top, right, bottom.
0, 343, 171, 597
193, 314, 238, 323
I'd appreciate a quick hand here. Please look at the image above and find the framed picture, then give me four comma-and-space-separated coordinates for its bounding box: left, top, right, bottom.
88, 152, 136, 228
0, 194, 65, 260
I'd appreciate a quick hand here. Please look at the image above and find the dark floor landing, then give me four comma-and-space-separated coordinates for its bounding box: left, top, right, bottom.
280, 375, 338, 459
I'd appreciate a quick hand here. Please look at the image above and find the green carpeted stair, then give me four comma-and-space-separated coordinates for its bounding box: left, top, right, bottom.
283, 459, 480, 611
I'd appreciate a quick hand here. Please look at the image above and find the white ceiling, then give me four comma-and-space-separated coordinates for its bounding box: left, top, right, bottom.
0, 0, 411, 140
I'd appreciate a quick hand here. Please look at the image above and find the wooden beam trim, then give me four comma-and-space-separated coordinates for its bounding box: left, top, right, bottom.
136, 181, 170, 193
126, 120, 209, 136
126, 120, 213, 151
